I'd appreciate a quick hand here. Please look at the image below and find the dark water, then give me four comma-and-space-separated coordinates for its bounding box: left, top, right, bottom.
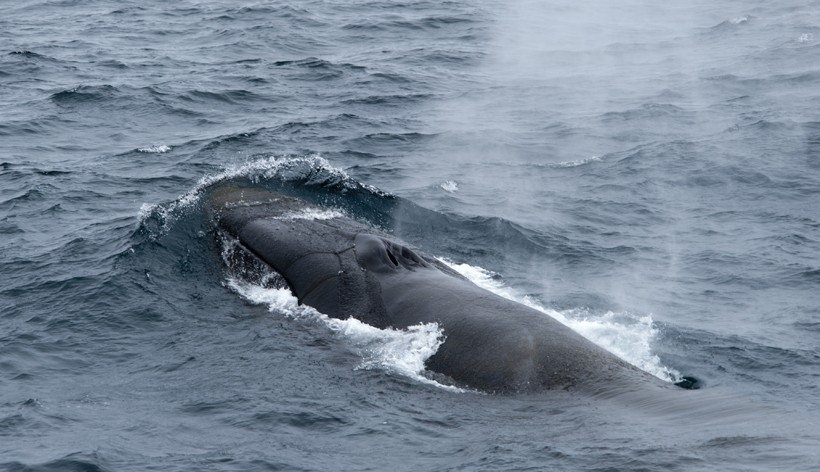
2, 0, 820, 470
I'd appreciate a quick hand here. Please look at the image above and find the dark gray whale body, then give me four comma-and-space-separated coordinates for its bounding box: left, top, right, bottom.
209, 186, 685, 394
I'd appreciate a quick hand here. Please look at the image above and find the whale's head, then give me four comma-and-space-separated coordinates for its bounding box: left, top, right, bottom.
207, 186, 453, 327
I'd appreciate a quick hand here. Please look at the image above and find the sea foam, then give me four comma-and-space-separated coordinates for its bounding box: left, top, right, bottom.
225, 250, 680, 391
441, 260, 682, 383
225, 278, 460, 392
138, 155, 358, 235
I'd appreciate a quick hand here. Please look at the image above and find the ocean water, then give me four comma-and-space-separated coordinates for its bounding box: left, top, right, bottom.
2, 0, 820, 470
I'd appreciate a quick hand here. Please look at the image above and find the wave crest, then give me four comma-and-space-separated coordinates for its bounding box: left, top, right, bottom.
137, 155, 378, 238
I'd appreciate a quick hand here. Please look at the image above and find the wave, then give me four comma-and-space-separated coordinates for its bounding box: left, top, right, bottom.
50, 85, 119, 104
341, 93, 431, 106
521, 155, 603, 169
0, 187, 52, 210
45, 84, 232, 122
136, 144, 171, 154
344, 132, 438, 150
8, 50, 49, 59
136, 155, 379, 237
707, 15, 752, 33
183, 89, 262, 104
440, 180, 458, 192
0, 222, 24, 235
272, 57, 367, 81
2, 453, 109, 472
600, 103, 687, 122
342, 14, 475, 32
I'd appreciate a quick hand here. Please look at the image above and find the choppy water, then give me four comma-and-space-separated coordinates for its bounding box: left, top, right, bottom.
2, 0, 820, 470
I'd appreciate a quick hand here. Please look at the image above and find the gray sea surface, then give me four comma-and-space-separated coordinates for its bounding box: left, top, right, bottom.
2, 0, 819, 470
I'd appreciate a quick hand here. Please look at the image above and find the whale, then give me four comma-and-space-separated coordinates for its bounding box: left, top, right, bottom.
207, 185, 692, 394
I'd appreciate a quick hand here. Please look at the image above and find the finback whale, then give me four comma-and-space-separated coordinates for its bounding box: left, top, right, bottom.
207, 185, 692, 395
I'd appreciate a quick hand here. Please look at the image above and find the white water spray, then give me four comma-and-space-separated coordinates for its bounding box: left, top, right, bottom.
225, 278, 462, 392
441, 259, 682, 383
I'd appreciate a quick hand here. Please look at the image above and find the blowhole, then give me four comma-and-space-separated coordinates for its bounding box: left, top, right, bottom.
401, 247, 416, 263
386, 249, 399, 266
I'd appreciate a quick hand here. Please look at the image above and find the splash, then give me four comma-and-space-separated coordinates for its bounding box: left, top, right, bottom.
225, 278, 462, 392
137, 144, 171, 153
553, 155, 602, 168
441, 259, 682, 383
440, 180, 459, 193
138, 155, 368, 236
522, 155, 603, 169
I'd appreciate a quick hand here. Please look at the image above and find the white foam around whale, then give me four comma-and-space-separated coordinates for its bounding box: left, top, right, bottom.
227, 255, 680, 392
225, 278, 462, 392
441, 259, 682, 383
138, 155, 359, 234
